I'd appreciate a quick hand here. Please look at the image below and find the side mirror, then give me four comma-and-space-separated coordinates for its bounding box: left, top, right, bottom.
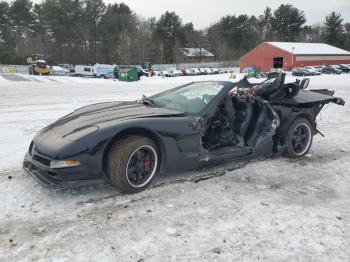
300, 78, 310, 89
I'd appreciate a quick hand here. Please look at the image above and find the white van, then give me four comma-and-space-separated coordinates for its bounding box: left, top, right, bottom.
74, 65, 94, 77
74, 64, 117, 78
93, 64, 116, 78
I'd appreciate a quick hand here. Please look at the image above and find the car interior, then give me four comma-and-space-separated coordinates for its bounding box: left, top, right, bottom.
202, 95, 260, 150
202, 73, 310, 151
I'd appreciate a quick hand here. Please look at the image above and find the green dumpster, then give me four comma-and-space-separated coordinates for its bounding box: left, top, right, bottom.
118, 68, 139, 82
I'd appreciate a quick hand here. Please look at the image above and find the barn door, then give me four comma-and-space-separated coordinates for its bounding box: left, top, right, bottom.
273, 57, 283, 69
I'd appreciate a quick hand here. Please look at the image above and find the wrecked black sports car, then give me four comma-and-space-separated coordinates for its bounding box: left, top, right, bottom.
23, 73, 344, 193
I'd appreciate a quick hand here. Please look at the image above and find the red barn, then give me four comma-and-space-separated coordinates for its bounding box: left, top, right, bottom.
240, 42, 350, 72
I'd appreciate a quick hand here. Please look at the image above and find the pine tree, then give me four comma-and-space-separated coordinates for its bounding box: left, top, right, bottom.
344, 23, 350, 50
258, 7, 273, 41
155, 11, 182, 64
324, 12, 344, 47
0, 2, 16, 63
272, 4, 306, 41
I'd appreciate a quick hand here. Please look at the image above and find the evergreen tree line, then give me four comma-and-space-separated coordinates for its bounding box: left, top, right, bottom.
0, 0, 349, 65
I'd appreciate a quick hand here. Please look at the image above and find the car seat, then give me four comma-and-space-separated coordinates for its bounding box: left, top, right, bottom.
238, 101, 253, 137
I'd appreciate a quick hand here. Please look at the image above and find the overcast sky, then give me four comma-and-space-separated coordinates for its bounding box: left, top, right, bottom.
5, 0, 350, 29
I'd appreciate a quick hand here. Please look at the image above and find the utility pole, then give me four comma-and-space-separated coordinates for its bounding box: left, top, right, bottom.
160, 42, 163, 66
127, 36, 130, 65
291, 46, 295, 70
170, 25, 174, 64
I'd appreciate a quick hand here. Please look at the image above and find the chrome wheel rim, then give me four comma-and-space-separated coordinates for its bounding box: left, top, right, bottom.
290, 123, 312, 156
126, 145, 158, 187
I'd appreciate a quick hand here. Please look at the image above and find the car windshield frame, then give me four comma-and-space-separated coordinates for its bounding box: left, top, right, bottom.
149, 82, 225, 114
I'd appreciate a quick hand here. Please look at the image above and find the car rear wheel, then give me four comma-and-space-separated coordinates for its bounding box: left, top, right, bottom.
107, 135, 159, 193
285, 118, 313, 158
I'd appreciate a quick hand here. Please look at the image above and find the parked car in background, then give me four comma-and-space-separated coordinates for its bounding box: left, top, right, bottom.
322, 66, 342, 74
292, 68, 314, 76
211, 68, 220, 74
204, 68, 213, 74
191, 68, 201, 75
305, 68, 321, 75
168, 69, 182, 77
339, 64, 350, 73
51, 66, 69, 76
159, 70, 170, 77
69, 68, 75, 76
304, 66, 322, 74
313, 65, 325, 71
199, 68, 207, 75
181, 69, 192, 76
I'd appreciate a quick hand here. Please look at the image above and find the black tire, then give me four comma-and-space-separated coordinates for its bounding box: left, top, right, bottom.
285, 118, 313, 158
107, 135, 159, 193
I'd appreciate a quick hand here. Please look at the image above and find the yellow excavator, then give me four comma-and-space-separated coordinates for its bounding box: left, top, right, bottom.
27, 54, 50, 75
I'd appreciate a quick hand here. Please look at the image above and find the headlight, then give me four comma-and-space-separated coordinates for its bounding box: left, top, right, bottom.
50, 160, 81, 169
64, 126, 98, 141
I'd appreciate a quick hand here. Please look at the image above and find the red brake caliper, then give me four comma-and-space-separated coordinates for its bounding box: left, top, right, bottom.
145, 159, 151, 169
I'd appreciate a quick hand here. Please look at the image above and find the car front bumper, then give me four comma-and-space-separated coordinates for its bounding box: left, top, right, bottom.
23, 152, 103, 189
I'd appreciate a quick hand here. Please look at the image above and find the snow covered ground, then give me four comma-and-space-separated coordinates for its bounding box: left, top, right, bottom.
0, 73, 349, 261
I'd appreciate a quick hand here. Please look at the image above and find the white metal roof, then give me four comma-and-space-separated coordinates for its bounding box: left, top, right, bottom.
267, 42, 350, 55
180, 48, 214, 57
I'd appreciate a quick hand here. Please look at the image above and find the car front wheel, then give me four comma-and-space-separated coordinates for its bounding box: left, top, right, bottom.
107, 135, 159, 193
285, 118, 313, 158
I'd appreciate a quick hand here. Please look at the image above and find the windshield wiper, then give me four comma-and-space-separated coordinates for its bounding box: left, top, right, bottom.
139, 95, 158, 107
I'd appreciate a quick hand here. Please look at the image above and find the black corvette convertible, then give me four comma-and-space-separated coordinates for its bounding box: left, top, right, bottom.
23, 73, 344, 193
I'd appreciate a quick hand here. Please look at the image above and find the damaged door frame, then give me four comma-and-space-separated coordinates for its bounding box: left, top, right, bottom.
191, 83, 276, 163
189, 75, 344, 165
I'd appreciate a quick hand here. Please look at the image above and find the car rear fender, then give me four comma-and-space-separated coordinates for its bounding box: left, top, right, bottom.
272, 105, 317, 150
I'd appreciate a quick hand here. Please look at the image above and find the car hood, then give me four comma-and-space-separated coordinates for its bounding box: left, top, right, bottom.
39, 101, 184, 138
